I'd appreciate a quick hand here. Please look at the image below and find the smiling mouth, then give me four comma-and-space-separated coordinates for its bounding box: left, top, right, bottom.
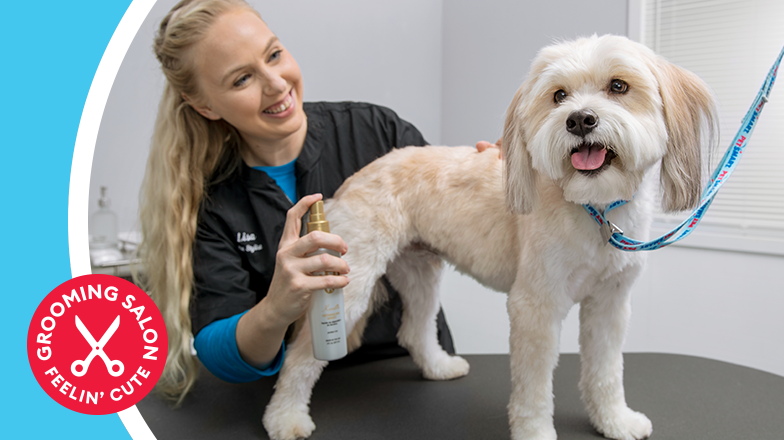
570, 143, 617, 176
263, 91, 293, 114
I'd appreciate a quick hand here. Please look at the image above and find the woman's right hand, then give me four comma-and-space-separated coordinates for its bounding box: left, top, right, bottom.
264, 193, 351, 328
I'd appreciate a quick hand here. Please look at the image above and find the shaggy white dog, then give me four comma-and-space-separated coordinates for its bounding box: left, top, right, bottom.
262, 34, 716, 440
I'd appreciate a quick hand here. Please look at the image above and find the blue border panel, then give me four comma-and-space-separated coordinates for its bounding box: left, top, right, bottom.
1, 1, 135, 438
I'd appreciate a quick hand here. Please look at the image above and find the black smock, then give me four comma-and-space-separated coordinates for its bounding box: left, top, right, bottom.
191, 101, 454, 362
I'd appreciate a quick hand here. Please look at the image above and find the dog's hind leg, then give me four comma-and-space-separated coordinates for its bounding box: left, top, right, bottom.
386, 247, 470, 380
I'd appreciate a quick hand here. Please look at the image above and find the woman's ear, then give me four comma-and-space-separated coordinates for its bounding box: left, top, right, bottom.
182, 93, 221, 120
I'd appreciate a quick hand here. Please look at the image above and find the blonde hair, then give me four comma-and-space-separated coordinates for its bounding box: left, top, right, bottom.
139, 0, 258, 404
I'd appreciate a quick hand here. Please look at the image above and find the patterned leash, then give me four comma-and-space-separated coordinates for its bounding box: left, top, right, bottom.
584, 43, 784, 251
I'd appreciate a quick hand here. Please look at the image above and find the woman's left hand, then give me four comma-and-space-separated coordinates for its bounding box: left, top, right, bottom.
476, 137, 503, 157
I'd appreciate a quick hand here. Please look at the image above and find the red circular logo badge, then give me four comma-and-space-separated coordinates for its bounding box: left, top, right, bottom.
27, 274, 167, 415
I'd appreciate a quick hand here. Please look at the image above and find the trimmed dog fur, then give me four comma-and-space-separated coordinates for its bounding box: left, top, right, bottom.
262, 35, 716, 440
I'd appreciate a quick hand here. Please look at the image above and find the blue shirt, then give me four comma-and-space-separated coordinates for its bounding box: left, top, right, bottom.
193, 310, 285, 383
254, 159, 297, 202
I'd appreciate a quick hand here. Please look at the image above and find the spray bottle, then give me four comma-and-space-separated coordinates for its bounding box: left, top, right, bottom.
90, 186, 118, 249
306, 201, 348, 361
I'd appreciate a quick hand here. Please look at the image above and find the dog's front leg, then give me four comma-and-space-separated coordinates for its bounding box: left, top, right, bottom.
578, 269, 652, 440
262, 324, 327, 440
507, 286, 568, 440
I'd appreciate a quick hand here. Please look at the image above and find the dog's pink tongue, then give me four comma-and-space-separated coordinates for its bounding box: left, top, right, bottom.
571, 144, 607, 170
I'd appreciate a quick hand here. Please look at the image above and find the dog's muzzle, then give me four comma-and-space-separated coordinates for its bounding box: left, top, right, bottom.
566, 109, 616, 175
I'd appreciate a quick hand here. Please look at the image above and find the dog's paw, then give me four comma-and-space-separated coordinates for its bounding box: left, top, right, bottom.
422, 354, 470, 380
593, 406, 652, 440
262, 406, 316, 440
509, 422, 557, 440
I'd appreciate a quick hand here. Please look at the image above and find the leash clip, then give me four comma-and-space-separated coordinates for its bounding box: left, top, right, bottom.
600, 220, 623, 246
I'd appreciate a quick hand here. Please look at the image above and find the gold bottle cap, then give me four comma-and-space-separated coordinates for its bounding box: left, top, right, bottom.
307, 201, 330, 233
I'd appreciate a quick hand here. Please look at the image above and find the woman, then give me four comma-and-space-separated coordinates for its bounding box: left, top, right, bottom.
141, 0, 495, 404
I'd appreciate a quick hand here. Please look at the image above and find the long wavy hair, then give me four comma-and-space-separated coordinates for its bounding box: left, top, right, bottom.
139, 0, 257, 404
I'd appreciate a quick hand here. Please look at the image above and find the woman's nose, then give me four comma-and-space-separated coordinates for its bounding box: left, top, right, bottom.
263, 70, 288, 96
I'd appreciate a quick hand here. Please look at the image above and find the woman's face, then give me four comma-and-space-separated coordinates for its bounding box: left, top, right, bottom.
189, 9, 305, 148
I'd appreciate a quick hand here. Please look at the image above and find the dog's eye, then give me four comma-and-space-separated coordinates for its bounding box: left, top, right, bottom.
609, 79, 628, 94
554, 89, 567, 104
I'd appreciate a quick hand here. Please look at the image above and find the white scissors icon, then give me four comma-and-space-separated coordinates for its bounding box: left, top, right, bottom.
71, 315, 124, 377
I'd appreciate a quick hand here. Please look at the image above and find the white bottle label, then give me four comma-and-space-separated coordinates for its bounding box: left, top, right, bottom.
308, 249, 347, 361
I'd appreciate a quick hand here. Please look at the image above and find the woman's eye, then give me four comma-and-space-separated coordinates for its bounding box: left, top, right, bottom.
610, 79, 629, 94
554, 89, 567, 104
268, 49, 282, 62
233, 74, 251, 87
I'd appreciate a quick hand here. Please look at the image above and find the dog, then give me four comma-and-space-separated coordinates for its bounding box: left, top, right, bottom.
262, 34, 717, 440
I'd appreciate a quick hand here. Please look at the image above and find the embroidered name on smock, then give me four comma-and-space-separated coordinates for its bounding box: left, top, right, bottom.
236, 232, 262, 253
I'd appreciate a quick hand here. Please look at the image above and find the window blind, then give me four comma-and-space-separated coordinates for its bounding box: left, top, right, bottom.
642, 0, 784, 241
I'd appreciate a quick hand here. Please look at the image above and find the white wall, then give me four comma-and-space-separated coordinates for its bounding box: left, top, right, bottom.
89, 0, 783, 377
625, 244, 784, 376
439, 0, 628, 146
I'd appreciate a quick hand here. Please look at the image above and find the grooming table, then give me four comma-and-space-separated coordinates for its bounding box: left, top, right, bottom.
137, 353, 784, 439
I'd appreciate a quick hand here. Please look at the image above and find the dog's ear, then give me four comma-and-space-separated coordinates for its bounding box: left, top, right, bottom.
503, 86, 538, 214
652, 58, 718, 212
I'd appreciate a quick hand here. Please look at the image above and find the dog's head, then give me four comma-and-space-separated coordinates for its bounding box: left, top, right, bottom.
503, 34, 717, 214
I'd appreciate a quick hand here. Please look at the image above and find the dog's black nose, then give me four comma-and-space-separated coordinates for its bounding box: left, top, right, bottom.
566, 110, 599, 137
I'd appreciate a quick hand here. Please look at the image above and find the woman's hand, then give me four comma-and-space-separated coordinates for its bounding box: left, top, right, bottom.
264, 193, 350, 326
475, 137, 503, 157
236, 193, 350, 368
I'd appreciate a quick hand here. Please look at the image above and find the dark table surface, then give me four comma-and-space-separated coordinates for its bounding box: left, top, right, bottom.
138, 353, 784, 439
